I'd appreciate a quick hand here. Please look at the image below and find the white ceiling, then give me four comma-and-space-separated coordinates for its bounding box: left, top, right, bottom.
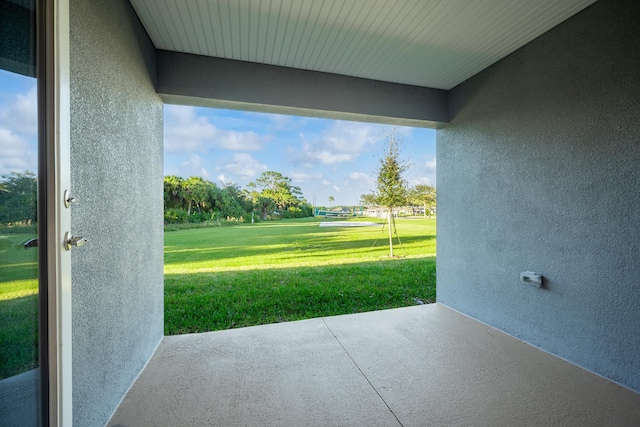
129, 0, 597, 90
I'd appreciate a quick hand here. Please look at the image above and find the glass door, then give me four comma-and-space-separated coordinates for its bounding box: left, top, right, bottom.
0, 0, 42, 425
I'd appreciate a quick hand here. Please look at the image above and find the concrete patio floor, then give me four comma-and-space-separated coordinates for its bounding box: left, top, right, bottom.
107, 304, 640, 426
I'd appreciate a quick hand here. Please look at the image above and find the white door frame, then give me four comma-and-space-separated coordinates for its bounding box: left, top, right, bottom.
41, 0, 72, 425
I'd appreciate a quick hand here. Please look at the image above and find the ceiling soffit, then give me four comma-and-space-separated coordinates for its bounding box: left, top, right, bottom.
129, 0, 597, 89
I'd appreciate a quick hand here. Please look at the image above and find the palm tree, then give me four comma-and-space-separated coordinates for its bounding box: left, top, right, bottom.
328, 195, 335, 208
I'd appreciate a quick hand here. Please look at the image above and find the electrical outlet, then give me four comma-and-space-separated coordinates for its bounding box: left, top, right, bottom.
520, 271, 542, 288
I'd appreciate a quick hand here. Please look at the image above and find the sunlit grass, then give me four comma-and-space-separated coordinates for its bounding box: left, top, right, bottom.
0, 218, 437, 376
0, 280, 38, 300
165, 217, 436, 334
0, 232, 38, 379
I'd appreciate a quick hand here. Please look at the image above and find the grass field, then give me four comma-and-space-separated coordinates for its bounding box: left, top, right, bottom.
0, 217, 436, 378
165, 216, 436, 334
0, 231, 39, 379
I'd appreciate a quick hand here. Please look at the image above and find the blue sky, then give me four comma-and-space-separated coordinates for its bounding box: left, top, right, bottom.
0, 69, 436, 207
164, 105, 436, 206
0, 70, 38, 175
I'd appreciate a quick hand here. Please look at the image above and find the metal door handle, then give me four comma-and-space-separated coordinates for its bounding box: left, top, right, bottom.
64, 189, 76, 208
64, 232, 87, 251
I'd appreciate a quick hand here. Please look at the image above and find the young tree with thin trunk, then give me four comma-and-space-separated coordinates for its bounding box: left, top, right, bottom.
328, 195, 335, 208
375, 131, 409, 257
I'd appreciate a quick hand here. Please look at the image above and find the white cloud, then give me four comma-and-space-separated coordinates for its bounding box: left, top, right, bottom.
217, 153, 268, 179
179, 154, 210, 178
0, 85, 38, 175
164, 105, 265, 153
216, 130, 263, 150
408, 155, 436, 186
322, 180, 331, 186
348, 172, 374, 184
291, 121, 386, 165
0, 128, 35, 174
289, 171, 322, 184
410, 176, 433, 185
290, 171, 311, 182
333, 186, 341, 192
342, 172, 376, 194
0, 85, 37, 136
425, 158, 436, 173
164, 106, 215, 152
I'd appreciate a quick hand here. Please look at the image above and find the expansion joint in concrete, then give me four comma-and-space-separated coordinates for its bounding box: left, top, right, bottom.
321, 318, 405, 427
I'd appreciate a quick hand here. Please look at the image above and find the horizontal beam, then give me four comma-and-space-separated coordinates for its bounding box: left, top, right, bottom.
0, 0, 36, 77
157, 50, 448, 128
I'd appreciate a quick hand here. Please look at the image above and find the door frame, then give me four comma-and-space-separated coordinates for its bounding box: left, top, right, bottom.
38, 0, 72, 425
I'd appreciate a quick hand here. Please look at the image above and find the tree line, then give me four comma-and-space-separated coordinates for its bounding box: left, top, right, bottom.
164, 171, 313, 224
0, 159, 435, 233
0, 171, 37, 226
361, 184, 436, 216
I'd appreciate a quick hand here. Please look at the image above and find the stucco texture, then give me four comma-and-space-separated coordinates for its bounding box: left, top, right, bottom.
157, 50, 448, 128
437, 0, 640, 392
70, 0, 164, 425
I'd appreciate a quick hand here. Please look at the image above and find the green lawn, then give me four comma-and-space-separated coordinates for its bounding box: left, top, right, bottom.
165, 217, 436, 334
0, 217, 436, 378
0, 232, 39, 379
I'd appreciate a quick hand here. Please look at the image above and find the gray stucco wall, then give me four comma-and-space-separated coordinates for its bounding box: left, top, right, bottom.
437, 0, 640, 392
70, 0, 164, 425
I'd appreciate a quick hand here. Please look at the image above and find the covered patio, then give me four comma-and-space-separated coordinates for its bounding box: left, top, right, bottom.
108, 305, 640, 426
63, 0, 640, 424
3, 0, 636, 424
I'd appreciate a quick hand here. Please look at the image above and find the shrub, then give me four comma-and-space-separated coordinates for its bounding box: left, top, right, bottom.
287, 206, 303, 218
164, 208, 189, 224
189, 211, 214, 223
